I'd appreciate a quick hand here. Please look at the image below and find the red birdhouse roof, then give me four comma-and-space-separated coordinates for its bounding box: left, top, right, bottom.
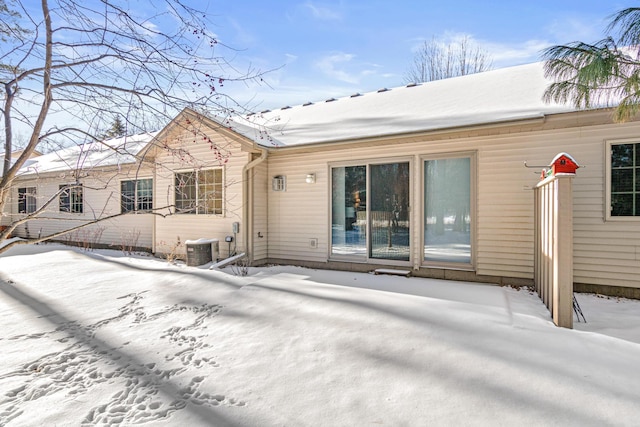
549, 152, 579, 168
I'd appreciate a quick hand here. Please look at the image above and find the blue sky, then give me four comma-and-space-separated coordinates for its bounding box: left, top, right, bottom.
4, 0, 627, 141
198, 1, 625, 111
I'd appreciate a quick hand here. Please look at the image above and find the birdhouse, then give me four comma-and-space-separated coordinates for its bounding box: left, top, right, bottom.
549, 152, 579, 176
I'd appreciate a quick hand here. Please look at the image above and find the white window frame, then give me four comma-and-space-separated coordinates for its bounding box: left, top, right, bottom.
18, 186, 37, 214
120, 178, 153, 213
174, 168, 224, 215
328, 156, 413, 266
59, 183, 83, 214
605, 138, 640, 221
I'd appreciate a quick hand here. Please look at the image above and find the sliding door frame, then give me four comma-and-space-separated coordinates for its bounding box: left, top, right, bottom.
328, 156, 414, 266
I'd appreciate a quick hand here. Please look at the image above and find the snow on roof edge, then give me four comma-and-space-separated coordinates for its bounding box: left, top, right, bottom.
250, 112, 552, 149
15, 131, 158, 178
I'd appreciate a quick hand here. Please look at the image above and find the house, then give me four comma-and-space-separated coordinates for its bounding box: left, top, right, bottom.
1, 133, 157, 248
4, 61, 640, 298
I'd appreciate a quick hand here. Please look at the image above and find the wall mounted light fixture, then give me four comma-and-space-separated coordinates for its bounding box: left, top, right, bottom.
305, 173, 316, 184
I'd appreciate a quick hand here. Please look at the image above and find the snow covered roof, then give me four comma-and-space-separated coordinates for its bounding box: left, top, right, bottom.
16, 132, 157, 177
226, 61, 581, 148
0, 150, 41, 171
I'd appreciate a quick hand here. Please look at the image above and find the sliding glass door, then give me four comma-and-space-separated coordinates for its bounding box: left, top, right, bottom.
331, 165, 367, 257
369, 162, 410, 261
331, 155, 472, 266
424, 156, 472, 264
331, 161, 410, 262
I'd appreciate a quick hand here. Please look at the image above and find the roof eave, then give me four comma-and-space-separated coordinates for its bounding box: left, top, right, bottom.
144, 108, 263, 161
259, 113, 551, 152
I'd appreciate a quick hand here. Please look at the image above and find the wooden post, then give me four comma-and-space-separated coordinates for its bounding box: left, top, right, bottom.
553, 176, 573, 328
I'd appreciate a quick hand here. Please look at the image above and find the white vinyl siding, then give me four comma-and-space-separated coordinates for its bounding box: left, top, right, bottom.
153, 120, 252, 259
267, 154, 328, 262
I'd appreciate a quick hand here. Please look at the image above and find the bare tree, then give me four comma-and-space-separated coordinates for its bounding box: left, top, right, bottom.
0, 0, 264, 252
404, 35, 493, 83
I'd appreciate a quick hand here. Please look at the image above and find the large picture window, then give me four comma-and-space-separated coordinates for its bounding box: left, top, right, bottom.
59, 184, 83, 213
424, 156, 472, 264
18, 187, 37, 214
175, 169, 223, 215
609, 142, 640, 217
121, 179, 153, 213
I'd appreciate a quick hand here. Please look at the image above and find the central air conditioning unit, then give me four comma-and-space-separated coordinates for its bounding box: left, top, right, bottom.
185, 238, 219, 266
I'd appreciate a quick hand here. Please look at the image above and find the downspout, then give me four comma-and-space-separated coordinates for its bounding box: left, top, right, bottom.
242, 147, 268, 264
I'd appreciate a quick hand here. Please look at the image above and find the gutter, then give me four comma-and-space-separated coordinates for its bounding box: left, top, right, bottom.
242, 147, 268, 263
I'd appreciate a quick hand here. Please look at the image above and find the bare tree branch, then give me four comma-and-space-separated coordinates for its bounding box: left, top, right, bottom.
404, 35, 493, 84
1, 0, 269, 250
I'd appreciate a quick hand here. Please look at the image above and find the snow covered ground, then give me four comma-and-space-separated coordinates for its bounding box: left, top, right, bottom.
0, 243, 639, 426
